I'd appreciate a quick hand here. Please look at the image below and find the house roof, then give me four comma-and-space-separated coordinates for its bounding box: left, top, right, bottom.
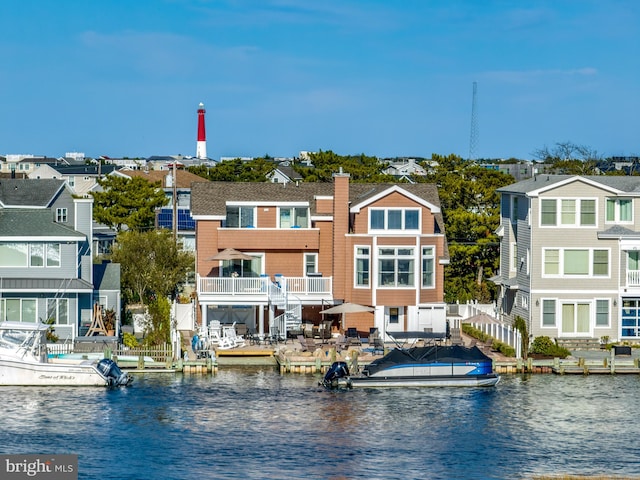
190, 181, 443, 216
0, 278, 93, 292
93, 261, 121, 291
498, 175, 640, 196
0, 179, 65, 207
47, 164, 119, 176
117, 169, 207, 189
0, 209, 85, 238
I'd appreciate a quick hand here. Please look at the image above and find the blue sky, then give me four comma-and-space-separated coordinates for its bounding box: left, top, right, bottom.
1, 0, 638, 160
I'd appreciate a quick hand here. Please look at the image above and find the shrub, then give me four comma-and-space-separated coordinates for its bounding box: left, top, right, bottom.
123, 332, 139, 348
530, 336, 571, 358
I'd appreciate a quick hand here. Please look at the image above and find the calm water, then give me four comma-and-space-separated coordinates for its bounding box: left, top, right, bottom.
1, 368, 639, 480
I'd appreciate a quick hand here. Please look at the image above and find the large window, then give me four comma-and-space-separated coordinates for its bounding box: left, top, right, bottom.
543, 248, 609, 277
541, 198, 596, 227
355, 247, 370, 287
369, 208, 420, 232
378, 247, 414, 287
0, 243, 61, 268
279, 207, 309, 228
421, 246, 434, 288
225, 206, 255, 228
0, 299, 37, 323
606, 198, 632, 223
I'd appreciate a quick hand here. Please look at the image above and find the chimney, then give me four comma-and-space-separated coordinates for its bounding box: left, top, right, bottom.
332, 170, 350, 300
196, 102, 207, 160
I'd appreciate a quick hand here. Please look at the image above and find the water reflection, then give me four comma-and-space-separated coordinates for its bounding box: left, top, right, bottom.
0, 369, 639, 479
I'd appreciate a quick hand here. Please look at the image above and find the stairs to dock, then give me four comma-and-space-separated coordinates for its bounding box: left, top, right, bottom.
556, 338, 602, 351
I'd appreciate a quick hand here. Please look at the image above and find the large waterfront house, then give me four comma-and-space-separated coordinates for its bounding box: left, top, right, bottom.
0, 179, 120, 341
191, 173, 449, 340
494, 174, 640, 343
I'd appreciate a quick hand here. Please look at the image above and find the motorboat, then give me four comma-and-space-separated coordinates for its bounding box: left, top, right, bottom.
321, 331, 500, 389
0, 321, 132, 387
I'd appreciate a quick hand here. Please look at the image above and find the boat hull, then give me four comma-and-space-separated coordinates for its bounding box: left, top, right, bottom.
346, 373, 500, 388
0, 358, 111, 386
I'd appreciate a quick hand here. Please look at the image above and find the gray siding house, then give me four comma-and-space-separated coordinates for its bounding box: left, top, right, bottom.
495, 175, 640, 343
0, 179, 119, 341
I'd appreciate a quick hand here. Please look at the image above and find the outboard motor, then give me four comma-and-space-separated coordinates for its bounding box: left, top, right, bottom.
321, 361, 351, 389
97, 358, 133, 387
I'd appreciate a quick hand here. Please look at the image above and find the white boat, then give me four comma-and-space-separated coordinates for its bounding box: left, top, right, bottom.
322, 332, 500, 389
0, 321, 132, 387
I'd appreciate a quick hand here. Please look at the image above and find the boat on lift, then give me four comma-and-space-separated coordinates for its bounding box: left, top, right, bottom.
322, 331, 499, 389
0, 321, 132, 387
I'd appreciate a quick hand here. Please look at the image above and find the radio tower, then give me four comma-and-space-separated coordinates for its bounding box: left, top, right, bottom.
468, 82, 479, 161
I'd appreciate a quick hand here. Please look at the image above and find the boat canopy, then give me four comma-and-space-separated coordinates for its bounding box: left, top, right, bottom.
363, 345, 492, 377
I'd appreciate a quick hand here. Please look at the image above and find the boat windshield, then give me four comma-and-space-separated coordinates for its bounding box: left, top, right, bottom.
0, 328, 40, 350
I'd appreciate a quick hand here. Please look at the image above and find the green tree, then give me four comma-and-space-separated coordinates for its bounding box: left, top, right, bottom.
188, 157, 276, 182
417, 154, 513, 302
91, 175, 168, 232
110, 230, 193, 343
297, 150, 397, 183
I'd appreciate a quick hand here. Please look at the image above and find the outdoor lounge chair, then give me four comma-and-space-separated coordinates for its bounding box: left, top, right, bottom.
328, 334, 348, 352
297, 335, 317, 353
218, 323, 246, 350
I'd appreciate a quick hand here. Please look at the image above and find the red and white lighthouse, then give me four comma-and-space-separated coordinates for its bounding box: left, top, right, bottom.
196, 102, 207, 159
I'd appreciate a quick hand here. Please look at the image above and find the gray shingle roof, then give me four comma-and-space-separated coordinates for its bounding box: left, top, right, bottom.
0, 209, 85, 238
93, 262, 121, 290
0, 278, 93, 292
0, 179, 65, 207
498, 174, 640, 195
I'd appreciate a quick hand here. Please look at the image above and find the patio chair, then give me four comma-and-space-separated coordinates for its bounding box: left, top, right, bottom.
297, 335, 317, 353
317, 320, 333, 343
328, 334, 348, 352
219, 323, 246, 349
346, 327, 362, 346
369, 329, 384, 355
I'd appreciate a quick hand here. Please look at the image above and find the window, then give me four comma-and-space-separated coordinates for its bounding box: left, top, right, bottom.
541, 198, 596, 227
355, 247, 370, 287
67, 177, 75, 188
279, 207, 309, 228
510, 243, 518, 271
389, 307, 399, 324
226, 206, 255, 228
595, 299, 609, 327
421, 246, 434, 288
561, 199, 575, 225
621, 299, 640, 338
369, 208, 420, 232
378, 247, 414, 287
0, 243, 61, 268
47, 298, 69, 325
541, 199, 557, 226
542, 299, 556, 327
304, 253, 317, 276
1, 299, 37, 323
580, 200, 596, 226
511, 196, 518, 223
544, 250, 559, 275
56, 208, 67, 223
543, 248, 609, 277
606, 198, 632, 223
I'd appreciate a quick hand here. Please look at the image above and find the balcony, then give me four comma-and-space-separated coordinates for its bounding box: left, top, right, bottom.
197, 275, 332, 302
628, 270, 640, 287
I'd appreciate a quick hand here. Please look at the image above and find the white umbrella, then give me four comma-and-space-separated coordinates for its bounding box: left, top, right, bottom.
320, 302, 375, 330
207, 248, 255, 261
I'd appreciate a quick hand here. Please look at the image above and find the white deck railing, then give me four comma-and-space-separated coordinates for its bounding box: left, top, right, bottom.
628, 270, 640, 287
198, 275, 332, 296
